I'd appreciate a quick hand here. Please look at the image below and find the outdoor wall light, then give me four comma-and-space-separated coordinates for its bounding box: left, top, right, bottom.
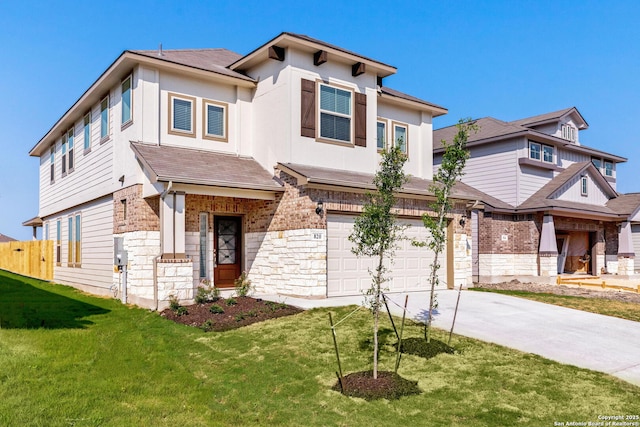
459, 214, 467, 227
315, 200, 324, 215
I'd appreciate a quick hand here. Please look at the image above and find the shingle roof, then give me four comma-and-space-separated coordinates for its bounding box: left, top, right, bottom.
606, 193, 640, 216
131, 48, 254, 82
130, 143, 283, 192
379, 87, 447, 115
0, 233, 16, 243
434, 117, 524, 149
277, 163, 513, 209
517, 162, 619, 215
510, 107, 583, 127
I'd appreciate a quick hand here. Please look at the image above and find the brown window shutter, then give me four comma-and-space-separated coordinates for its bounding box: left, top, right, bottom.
301, 79, 316, 138
354, 92, 367, 147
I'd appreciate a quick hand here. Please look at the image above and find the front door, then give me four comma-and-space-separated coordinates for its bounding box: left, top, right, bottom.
214, 216, 241, 287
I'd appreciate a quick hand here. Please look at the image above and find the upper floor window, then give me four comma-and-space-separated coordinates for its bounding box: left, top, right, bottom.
591, 158, 601, 170
169, 93, 195, 137
67, 128, 74, 172
203, 99, 227, 142
581, 176, 588, 196
61, 136, 67, 175
561, 124, 576, 142
529, 141, 553, 163
121, 76, 132, 126
393, 122, 408, 154
49, 146, 55, 184
376, 120, 387, 151
319, 84, 352, 143
604, 161, 614, 177
83, 112, 91, 152
100, 95, 110, 141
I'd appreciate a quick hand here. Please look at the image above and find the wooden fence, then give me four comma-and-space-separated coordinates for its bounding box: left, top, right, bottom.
0, 240, 53, 281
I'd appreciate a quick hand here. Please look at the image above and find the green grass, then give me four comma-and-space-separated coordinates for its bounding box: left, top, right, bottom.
1, 269, 639, 426
470, 287, 640, 322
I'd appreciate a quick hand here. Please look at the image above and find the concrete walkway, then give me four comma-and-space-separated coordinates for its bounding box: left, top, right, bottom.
259, 290, 640, 386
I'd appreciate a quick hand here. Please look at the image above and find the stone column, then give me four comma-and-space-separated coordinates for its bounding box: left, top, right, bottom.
617, 221, 635, 275
538, 214, 558, 277
161, 191, 186, 259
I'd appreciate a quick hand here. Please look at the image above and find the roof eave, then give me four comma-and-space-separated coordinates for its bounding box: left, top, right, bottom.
155, 176, 283, 192
230, 32, 397, 77
379, 92, 448, 117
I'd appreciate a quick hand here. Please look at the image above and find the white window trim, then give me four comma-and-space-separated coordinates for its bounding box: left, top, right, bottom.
100, 95, 110, 143
49, 146, 55, 184
202, 99, 228, 142
83, 112, 91, 153
542, 144, 554, 164
317, 82, 354, 145
168, 93, 196, 137
392, 121, 409, 155
561, 124, 576, 142
67, 127, 75, 173
604, 160, 614, 177
376, 118, 388, 152
121, 75, 133, 128
581, 176, 588, 196
529, 141, 554, 163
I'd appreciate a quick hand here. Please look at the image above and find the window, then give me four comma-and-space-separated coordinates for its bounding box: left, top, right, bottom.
50, 146, 55, 184
591, 158, 601, 170
61, 136, 67, 175
199, 212, 208, 278
604, 161, 614, 177
44, 222, 49, 241
581, 176, 588, 196
83, 112, 91, 151
542, 145, 553, 163
393, 123, 408, 154
121, 76, 132, 126
169, 93, 195, 136
203, 100, 227, 141
121, 199, 127, 221
562, 124, 576, 142
529, 142, 541, 160
75, 214, 81, 266
100, 96, 109, 141
56, 220, 61, 266
376, 120, 387, 151
67, 128, 74, 172
319, 84, 352, 142
68, 217, 73, 266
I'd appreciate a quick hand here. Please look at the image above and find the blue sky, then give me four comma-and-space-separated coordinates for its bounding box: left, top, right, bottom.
1, 0, 639, 240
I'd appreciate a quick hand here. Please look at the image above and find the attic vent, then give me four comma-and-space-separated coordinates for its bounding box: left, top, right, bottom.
561, 124, 576, 142
158, 43, 164, 57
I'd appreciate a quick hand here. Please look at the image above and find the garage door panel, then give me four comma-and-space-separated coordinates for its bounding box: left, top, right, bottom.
327, 214, 447, 297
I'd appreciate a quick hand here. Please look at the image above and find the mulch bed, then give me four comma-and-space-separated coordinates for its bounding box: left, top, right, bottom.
333, 370, 421, 400
474, 280, 640, 303
160, 297, 303, 332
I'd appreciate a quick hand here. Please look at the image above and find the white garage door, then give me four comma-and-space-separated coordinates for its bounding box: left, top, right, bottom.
327, 214, 448, 297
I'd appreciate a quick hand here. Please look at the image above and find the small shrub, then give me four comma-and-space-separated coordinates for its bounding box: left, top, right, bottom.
226, 298, 237, 306
246, 309, 258, 317
209, 304, 224, 314
234, 271, 252, 297
194, 287, 209, 304
234, 313, 245, 322
265, 301, 288, 312
175, 306, 188, 316
195, 283, 221, 304
201, 319, 214, 331
168, 295, 180, 312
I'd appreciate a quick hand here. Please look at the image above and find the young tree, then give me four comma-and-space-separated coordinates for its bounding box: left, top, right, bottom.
349, 144, 408, 379
419, 119, 476, 343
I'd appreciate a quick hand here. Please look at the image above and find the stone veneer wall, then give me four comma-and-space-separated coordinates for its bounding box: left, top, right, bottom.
156, 259, 194, 310
245, 229, 327, 297
112, 230, 161, 308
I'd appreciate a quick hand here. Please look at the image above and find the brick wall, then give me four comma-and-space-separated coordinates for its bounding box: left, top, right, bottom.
478, 212, 541, 254
113, 185, 160, 234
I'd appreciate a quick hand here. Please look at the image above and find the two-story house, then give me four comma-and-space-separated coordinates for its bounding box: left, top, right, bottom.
28, 33, 490, 309
434, 107, 640, 283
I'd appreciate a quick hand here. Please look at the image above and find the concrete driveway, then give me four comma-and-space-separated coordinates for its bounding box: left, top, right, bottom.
263, 289, 640, 386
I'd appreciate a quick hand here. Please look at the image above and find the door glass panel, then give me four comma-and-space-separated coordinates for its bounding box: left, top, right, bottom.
217, 219, 237, 265
199, 213, 208, 277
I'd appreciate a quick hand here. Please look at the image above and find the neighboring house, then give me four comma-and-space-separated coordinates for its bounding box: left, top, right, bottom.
434, 107, 640, 283
27, 32, 488, 309
0, 233, 17, 243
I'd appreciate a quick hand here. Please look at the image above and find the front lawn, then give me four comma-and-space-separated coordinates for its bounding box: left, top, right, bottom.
1, 270, 638, 426
470, 287, 640, 322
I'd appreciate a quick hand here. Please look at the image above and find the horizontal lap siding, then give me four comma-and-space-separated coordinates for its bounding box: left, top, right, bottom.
53, 196, 114, 290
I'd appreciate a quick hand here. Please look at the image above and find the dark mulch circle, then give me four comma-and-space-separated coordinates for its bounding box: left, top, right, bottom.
160, 297, 302, 332
399, 337, 456, 359
333, 370, 421, 400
